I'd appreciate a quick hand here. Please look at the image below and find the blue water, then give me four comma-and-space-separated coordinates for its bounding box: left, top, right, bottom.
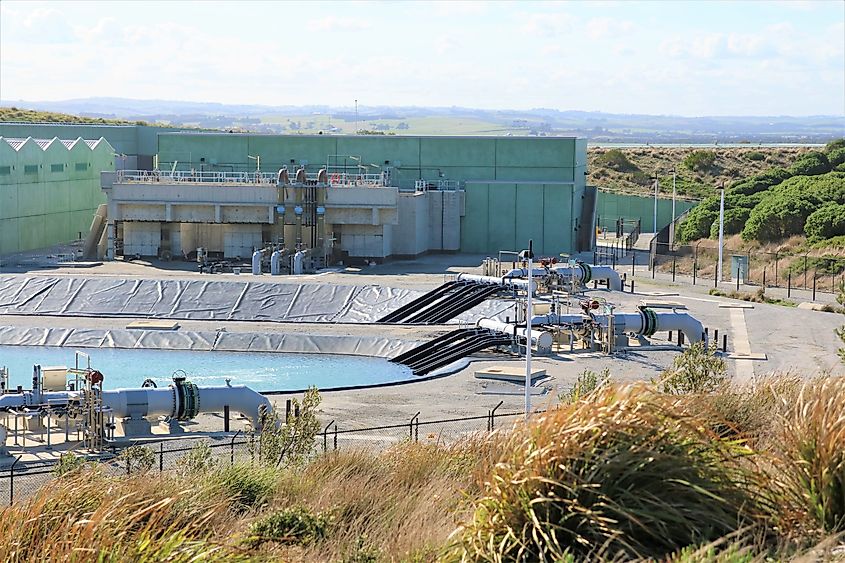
0, 346, 414, 392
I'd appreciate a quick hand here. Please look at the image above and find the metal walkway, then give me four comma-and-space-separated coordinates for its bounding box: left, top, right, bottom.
390, 327, 514, 375
378, 281, 503, 324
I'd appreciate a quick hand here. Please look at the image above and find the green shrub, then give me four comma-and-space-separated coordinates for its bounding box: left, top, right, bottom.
454, 384, 765, 561
824, 138, 845, 153
594, 149, 639, 172
342, 535, 382, 563
709, 207, 751, 238
805, 203, 845, 242
211, 462, 279, 512
245, 506, 330, 545
653, 342, 727, 395
256, 387, 321, 468
683, 150, 717, 173
631, 169, 653, 186
788, 151, 831, 176
176, 441, 216, 476
54, 453, 87, 477
827, 147, 845, 169
119, 445, 155, 473
561, 367, 611, 403
745, 151, 765, 161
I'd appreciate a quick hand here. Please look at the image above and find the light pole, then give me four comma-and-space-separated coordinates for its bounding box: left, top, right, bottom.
653, 175, 659, 235
716, 181, 725, 285
671, 167, 677, 250
520, 240, 534, 419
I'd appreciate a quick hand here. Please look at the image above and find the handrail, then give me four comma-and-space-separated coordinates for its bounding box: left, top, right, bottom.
115, 169, 388, 187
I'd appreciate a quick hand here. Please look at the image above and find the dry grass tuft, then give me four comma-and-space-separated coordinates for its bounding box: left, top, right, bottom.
451, 383, 768, 562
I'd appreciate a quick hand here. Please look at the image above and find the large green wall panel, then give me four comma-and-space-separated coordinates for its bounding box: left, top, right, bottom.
461, 183, 489, 253
487, 184, 516, 252
515, 184, 545, 252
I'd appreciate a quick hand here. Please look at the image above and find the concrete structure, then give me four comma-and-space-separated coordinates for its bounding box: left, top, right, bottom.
0, 136, 114, 255
1, 124, 594, 260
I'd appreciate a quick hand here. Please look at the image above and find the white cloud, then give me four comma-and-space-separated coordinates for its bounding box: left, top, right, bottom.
519, 12, 575, 37
585, 17, 634, 40
306, 15, 371, 32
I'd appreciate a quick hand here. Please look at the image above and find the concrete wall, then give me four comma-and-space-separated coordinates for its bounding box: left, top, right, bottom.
0, 137, 113, 255
596, 191, 698, 232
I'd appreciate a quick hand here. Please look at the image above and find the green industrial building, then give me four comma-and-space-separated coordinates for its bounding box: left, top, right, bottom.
0, 122, 696, 260
0, 136, 114, 255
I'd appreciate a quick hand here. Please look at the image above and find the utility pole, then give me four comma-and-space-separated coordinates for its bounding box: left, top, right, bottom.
653, 175, 659, 235
671, 166, 677, 249
522, 240, 534, 420
717, 181, 725, 285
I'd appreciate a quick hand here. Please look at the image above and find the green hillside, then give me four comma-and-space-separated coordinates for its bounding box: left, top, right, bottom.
0, 106, 147, 126
588, 145, 816, 200
677, 139, 845, 245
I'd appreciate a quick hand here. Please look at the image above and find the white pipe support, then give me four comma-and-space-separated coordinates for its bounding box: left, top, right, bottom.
251, 250, 262, 275
477, 318, 553, 351
293, 250, 306, 275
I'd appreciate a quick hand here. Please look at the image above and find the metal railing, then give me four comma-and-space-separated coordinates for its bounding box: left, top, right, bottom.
115, 169, 389, 187
0, 405, 530, 505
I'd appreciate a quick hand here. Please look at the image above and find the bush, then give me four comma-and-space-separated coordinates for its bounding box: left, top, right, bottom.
53, 453, 87, 477
827, 147, 845, 169
594, 149, 639, 172
683, 150, 717, 173
176, 441, 216, 476
119, 445, 155, 473
654, 342, 727, 395
788, 151, 831, 176
773, 377, 845, 532
805, 203, 845, 242
709, 207, 751, 238
245, 506, 330, 546
561, 367, 610, 403
454, 384, 765, 561
256, 387, 321, 467
745, 151, 765, 161
824, 138, 845, 153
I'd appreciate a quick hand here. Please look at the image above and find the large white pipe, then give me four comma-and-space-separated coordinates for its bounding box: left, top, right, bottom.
527, 310, 704, 345
292, 250, 306, 275
251, 250, 262, 275
477, 318, 553, 351
529, 313, 586, 326
0, 385, 273, 428
504, 264, 622, 291
455, 273, 535, 291
270, 250, 282, 275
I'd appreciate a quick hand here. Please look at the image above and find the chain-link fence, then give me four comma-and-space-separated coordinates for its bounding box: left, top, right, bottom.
0, 406, 530, 505
649, 241, 845, 298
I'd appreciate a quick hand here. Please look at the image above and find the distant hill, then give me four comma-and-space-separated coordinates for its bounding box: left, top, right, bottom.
2, 97, 843, 143
0, 106, 147, 126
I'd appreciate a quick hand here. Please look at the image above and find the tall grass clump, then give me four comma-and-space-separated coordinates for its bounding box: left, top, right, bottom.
773, 377, 845, 534
452, 384, 766, 561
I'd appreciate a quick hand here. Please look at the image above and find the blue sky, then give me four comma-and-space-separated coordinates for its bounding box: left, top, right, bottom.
1, 0, 843, 116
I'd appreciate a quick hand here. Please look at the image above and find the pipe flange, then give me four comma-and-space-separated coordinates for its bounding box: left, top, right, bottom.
580, 263, 592, 284
640, 307, 658, 336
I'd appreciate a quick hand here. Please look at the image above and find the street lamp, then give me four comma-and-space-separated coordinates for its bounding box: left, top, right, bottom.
652, 175, 659, 235
519, 240, 534, 420
671, 166, 677, 250
716, 181, 726, 285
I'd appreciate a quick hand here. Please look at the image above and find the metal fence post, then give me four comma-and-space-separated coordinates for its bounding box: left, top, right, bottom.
333, 423, 338, 451
230, 430, 240, 466
762, 267, 767, 292
788, 273, 792, 298
693, 260, 697, 285
9, 456, 20, 506
813, 271, 817, 301
672, 256, 676, 282
631, 254, 636, 277
322, 420, 335, 453
490, 400, 504, 432
409, 412, 420, 442
159, 442, 164, 473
